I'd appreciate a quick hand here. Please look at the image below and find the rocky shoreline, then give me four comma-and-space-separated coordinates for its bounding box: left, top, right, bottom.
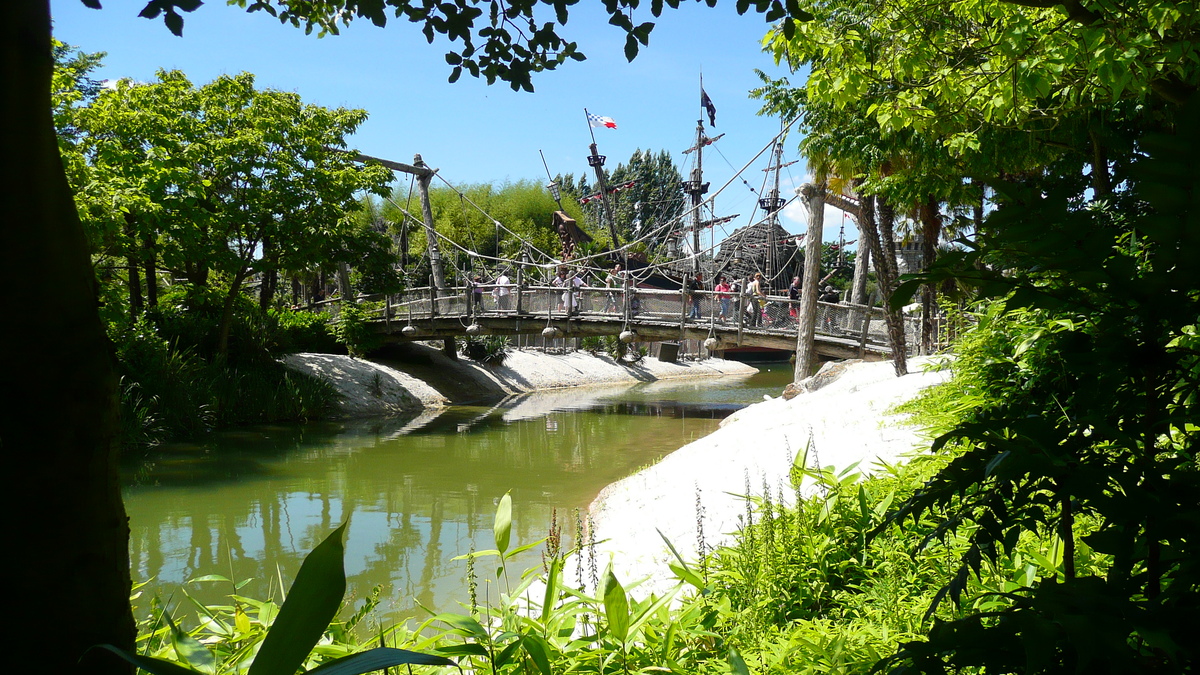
282, 342, 759, 417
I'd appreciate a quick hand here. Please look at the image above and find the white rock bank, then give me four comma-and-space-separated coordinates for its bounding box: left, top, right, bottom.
585, 357, 952, 599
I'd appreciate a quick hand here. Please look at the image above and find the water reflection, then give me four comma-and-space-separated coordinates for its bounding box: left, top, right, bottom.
124, 364, 791, 625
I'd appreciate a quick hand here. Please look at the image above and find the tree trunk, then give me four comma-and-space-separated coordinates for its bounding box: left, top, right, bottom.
1, 2, 135, 673
142, 233, 158, 310
876, 196, 908, 374
795, 182, 825, 381
124, 215, 143, 320
258, 236, 275, 311
337, 262, 353, 300
851, 228, 869, 306
1090, 128, 1111, 197
259, 268, 277, 311
918, 195, 940, 354
217, 270, 248, 358
855, 182, 907, 376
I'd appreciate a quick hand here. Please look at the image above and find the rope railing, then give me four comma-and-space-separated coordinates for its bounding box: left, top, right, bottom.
314, 284, 917, 354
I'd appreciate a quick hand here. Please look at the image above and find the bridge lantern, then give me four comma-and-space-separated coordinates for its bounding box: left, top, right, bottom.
466, 323, 483, 335
542, 326, 562, 339
619, 330, 637, 344
400, 325, 418, 337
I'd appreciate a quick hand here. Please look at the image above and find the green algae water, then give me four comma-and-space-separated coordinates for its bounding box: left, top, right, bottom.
124, 363, 792, 625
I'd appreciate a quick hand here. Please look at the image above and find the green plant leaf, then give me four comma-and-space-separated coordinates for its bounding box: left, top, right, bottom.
729, 648, 751, 675
433, 612, 490, 640
434, 643, 489, 657
89, 645, 203, 675
541, 555, 562, 623
603, 566, 630, 642
494, 491, 513, 556
248, 521, 350, 675
305, 647, 455, 675
521, 634, 553, 675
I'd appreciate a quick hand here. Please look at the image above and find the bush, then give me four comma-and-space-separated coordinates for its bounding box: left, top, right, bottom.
461, 334, 511, 365
330, 303, 384, 357
268, 307, 341, 354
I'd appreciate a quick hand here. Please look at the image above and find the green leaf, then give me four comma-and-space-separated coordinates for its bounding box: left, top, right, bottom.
603, 566, 630, 642
494, 491, 512, 555
541, 555, 562, 623
434, 643, 489, 657
248, 522, 349, 675
729, 648, 751, 675
305, 648, 455, 675
88, 646, 202, 675
187, 574, 232, 584
433, 612, 490, 640
169, 621, 216, 674
521, 635, 553, 675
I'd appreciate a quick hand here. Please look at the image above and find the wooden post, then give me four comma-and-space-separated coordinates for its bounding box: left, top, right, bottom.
428, 277, 437, 318
795, 181, 826, 381
736, 285, 745, 344
857, 305, 872, 358
515, 268, 524, 315
680, 285, 687, 331
414, 154, 447, 291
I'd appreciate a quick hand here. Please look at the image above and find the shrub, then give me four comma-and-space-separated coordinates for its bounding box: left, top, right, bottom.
268, 307, 341, 354
461, 334, 511, 366
330, 303, 384, 357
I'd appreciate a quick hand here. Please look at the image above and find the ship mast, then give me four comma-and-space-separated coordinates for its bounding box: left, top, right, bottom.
583, 109, 621, 250
682, 76, 712, 274
759, 124, 788, 289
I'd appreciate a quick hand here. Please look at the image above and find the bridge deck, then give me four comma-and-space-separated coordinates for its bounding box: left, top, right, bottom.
317, 284, 918, 359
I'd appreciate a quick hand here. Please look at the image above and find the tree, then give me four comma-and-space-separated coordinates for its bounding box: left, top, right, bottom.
70, 70, 394, 353
754, 0, 1200, 670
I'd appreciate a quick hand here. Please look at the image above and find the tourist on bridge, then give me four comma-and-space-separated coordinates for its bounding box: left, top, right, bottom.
714, 276, 732, 321
788, 276, 802, 319
747, 273, 767, 327
604, 264, 623, 313
684, 272, 704, 320
470, 275, 485, 310
552, 268, 584, 314
493, 270, 511, 310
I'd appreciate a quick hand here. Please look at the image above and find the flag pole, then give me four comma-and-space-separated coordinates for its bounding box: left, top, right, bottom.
584, 108, 599, 146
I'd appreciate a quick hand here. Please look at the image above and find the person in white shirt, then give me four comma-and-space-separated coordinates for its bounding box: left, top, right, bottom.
492, 270, 511, 310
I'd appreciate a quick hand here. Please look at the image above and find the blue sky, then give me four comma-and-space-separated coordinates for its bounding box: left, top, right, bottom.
51, 1, 852, 244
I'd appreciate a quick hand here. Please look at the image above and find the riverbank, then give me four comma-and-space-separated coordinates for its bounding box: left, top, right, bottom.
282, 342, 759, 417
584, 357, 951, 598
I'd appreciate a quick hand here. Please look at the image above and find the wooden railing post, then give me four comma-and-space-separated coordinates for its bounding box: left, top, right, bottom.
680, 285, 687, 330
857, 305, 872, 358
515, 268, 524, 315
736, 287, 745, 344
428, 276, 437, 318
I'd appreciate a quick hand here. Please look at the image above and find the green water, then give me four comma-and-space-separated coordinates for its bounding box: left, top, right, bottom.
124, 363, 792, 624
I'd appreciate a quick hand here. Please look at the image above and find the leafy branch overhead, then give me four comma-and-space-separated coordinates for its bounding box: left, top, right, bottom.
85, 0, 814, 90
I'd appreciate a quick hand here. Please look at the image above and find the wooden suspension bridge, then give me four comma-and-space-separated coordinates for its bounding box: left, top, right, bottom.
312, 280, 920, 361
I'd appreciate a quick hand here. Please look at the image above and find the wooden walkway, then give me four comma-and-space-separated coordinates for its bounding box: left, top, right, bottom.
315, 284, 918, 360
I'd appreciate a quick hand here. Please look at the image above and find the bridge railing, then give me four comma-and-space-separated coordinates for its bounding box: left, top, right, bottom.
348, 284, 918, 354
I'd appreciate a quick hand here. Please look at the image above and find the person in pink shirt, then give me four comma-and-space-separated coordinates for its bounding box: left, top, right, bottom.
714, 275, 732, 321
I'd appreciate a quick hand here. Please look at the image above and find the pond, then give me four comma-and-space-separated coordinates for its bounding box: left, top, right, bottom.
124, 362, 793, 626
